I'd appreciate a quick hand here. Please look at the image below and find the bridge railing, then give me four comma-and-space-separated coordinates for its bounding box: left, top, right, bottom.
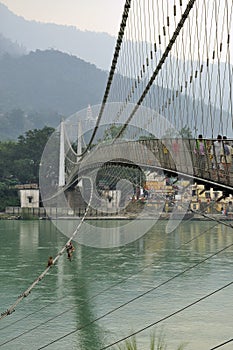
139, 138, 233, 187
66, 138, 233, 190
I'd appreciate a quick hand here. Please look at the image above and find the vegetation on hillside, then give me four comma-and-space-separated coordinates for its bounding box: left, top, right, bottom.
0, 47, 228, 141
0, 108, 60, 140
0, 49, 107, 119
0, 126, 54, 210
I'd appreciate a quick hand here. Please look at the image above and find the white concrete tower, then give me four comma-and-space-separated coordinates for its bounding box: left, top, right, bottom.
77, 119, 82, 162
58, 120, 65, 187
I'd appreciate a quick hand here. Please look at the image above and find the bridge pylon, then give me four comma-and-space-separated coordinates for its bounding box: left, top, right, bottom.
58, 120, 65, 187
77, 119, 82, 162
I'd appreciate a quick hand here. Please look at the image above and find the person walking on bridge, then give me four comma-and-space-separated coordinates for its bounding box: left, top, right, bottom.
221, 136, 232, 183
211, 134, 224, 179
194, 134, 206, 177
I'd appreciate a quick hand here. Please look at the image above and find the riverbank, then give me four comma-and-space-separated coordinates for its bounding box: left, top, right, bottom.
1, 211, 232, 221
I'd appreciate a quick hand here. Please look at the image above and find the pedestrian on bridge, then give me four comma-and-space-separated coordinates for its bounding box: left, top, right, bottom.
221, 136, 232, 183
194, 134, 206, 177
211, 135, 224, 179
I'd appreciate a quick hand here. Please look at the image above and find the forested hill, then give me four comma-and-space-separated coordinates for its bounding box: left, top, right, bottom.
0, 49, 107, 114
0, 48, 229, 141
0, 49, 108, 139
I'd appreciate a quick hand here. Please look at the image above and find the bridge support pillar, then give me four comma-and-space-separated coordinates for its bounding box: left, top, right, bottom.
65, 187, 87, 214
58, 120, 65, 187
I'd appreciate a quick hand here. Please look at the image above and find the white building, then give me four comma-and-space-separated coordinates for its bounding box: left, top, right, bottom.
17, 184, 40, 208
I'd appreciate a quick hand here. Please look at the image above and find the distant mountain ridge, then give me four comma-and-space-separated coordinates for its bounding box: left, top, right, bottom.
0, 46, 230, 140
0, 2, 115, 70
0, 33, 26, 57
0, 49, 108, 139
0, 2, 231, 141
0, 49, 107, 115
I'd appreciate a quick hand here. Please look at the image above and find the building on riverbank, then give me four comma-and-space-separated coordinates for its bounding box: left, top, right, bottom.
2, 178, 233, 219
16, 184, 40, 208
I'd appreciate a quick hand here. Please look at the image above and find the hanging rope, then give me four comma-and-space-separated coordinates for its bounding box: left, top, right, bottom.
0, 176, 93, 322
6, 219, 231, 349
113, 0, 197, 140
0, 197, 224, 345
35, 234, 233, 349
76, 0, 132, 157
1, 2, 233, 348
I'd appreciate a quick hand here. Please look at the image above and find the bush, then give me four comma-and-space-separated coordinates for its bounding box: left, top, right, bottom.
116, 330, 187, 350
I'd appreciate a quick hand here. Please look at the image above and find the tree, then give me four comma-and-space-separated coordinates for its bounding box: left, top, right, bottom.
102, 124, 124, 141
0, 140, 17, 179
0, 126, 54, 184
163, 127, 179, 139
16, 126, 55, 182
0, 126, 55, 211
179, 125, 193, 139
138, 134, 155, 141
0, 179, 20, 211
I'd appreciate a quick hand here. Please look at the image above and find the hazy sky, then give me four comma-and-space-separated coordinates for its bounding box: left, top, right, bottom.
1, 0, 126, 36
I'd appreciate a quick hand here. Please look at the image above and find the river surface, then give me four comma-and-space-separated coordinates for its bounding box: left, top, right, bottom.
0, 219, 232, 350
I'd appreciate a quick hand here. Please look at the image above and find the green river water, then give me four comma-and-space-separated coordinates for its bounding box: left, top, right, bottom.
0, 219, 232, 350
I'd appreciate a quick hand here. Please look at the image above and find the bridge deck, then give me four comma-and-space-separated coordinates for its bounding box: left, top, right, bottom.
66, 138, 233, 194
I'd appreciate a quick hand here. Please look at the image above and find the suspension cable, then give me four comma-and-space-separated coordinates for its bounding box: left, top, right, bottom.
76, 0, 132, 157
24, 237, 233, 349
0, 178, 229, 331
99, 280, 233, 349
0, 189, 222, 336
210, 338, 233, 350
0, 200, 219, 336
113, 0, 197, 141
0, 176, 93, 322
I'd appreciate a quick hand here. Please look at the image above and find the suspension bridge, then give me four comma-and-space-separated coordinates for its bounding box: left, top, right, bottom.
39, 0, 233, 214
1, 0, 233, 349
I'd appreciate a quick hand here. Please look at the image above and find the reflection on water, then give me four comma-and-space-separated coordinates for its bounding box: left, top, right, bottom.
55, 218, 159, 248
19, 221, 39, 252
0, 219, 233, 349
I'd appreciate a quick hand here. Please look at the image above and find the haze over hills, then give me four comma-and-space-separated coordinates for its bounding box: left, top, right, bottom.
1, 1, 231, 112
0, 2, 115, 71
0, 3, 112, 139
0, 33, 26, 57
0, 43, 230, 140
0, 2, 231, 141
0, 49, 107, 114
0, 49, 108, 139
